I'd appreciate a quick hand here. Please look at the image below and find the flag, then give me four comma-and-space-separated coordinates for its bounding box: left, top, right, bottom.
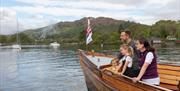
86, 19, 93, 45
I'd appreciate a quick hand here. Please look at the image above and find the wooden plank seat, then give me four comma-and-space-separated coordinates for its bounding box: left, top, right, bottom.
158, 64, 180, 91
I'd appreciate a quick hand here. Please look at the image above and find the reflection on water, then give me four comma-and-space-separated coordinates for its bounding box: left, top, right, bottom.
0, 48, 87, 91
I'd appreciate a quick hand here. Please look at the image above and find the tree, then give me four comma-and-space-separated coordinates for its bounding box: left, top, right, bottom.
78, 29, 86, 43
0, 35, 7, 43
19, 33, 35, 44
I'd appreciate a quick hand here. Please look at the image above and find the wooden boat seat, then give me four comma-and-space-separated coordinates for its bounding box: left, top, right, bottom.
158, 64, 180, 91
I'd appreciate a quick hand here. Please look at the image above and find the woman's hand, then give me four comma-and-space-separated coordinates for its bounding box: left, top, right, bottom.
132, 63, 149, 83
132, 77, 140, 83
120, 73, 123, 76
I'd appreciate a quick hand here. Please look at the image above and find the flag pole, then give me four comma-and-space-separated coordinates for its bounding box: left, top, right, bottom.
85, 40, 88, 51
85, 18, 89, 51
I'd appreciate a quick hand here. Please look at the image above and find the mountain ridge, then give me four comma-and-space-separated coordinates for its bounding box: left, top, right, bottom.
0, 17, 179, 44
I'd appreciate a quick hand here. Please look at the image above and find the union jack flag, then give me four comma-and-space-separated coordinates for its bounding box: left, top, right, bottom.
86, 19, 93, 45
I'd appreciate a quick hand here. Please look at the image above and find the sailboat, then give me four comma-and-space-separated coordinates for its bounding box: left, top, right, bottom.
12, 17, 21, 49
50, 42, 60, 48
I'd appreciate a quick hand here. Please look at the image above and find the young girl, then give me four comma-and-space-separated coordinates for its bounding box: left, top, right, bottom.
117, 44, 138, 77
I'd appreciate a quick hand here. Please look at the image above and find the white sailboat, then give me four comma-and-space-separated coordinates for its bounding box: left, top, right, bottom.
12, 44, 21, 49
12, 17, 21, 49
50, 42, 60, 48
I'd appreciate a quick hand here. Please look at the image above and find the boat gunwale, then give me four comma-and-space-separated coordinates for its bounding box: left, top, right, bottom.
101, 69, 172, 91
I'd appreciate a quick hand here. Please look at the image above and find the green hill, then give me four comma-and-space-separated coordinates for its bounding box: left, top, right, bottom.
0, 17, 180, 45
22, 17, 128, 44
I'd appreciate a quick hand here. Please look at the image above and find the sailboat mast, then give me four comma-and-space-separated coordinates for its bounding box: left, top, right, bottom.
16, 17, 19, 44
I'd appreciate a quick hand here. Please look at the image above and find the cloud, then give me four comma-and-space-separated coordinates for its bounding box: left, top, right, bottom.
143, 0, 180, 22
21, 14, 60, 29
10, 5, 149, 23
0, 7, 60, 35
13, 0, 180, 21
0, 8, 20, 34
0, 0, 179, 34
14, 0, 145, 7
15, 0, 59, 6
12, 6, 101, 17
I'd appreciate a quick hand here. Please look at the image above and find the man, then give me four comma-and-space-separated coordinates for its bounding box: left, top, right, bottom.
118, 29, 139, 74
119, 29, 137, 57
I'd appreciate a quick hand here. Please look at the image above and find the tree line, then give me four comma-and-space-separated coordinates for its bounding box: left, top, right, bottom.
0, 20, 179, 45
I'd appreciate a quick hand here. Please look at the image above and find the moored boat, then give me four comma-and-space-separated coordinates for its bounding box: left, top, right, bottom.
78, 49, 180, 91
12, 44, 21, 49
50, 42, 60, 47
12, 17, 21, 50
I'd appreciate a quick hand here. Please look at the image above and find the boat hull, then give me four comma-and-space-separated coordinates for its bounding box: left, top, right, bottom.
78, 50, 176, 91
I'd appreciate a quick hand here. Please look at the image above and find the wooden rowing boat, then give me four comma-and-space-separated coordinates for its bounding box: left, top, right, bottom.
78, 49, 180, 91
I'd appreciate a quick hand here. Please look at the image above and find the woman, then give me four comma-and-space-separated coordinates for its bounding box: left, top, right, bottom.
132, 37, 160, 85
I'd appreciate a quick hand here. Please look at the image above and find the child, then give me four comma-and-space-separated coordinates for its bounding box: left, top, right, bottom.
110, 58, 119, 71
103, 58, 119, 74
117, 44, 138, 77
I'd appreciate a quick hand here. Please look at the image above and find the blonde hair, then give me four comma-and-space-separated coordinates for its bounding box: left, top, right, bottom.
120, 44, 134, 57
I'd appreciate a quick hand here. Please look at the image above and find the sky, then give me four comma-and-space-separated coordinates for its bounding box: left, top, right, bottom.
0, 0, 180, 35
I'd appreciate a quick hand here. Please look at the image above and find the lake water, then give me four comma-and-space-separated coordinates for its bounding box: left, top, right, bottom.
0, 48, 87, 91
0, 44, 180, 91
